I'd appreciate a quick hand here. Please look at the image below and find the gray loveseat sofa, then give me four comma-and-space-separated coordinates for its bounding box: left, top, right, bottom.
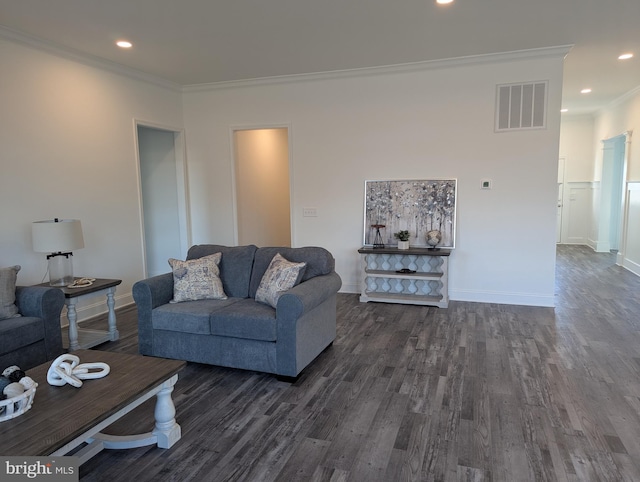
133, 245, 342, 378
0, 286, 65, 371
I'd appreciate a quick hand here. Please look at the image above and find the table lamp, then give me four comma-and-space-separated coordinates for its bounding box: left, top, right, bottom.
32, 218, 85, 286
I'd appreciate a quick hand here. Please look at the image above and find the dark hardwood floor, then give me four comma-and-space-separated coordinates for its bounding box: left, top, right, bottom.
76, 245, 640, 481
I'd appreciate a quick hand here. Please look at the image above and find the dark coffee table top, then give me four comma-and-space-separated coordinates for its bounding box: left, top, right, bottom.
34, 278, 122, 298
0, 350, 185, 456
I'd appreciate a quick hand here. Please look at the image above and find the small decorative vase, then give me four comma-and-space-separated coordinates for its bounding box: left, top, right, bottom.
397, 240, 410, 250
426, 230, 442, 249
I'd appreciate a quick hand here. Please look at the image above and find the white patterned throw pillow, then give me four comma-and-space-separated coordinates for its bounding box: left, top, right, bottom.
168, 253, 227, 303
255, 253, 307, 308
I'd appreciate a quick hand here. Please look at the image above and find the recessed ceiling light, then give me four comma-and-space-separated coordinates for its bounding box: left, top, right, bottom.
436, 0, 454, 4
580, 88, 592, 94
116, 40, 133, 49
561, 108, 568, 113
618, 53, 634, 60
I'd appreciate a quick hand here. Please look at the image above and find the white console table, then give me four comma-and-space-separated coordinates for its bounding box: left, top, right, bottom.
358, 246, 450, 308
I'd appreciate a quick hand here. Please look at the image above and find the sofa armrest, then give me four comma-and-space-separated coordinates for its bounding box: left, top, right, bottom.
132, 273, 174, 355
15, 286, 65, 360
276, 271, 342, 320
133, 273, 174, 309
275, 272, 341, 377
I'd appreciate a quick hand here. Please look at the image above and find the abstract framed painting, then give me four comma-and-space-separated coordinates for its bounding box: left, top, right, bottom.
363, 179, 457, 248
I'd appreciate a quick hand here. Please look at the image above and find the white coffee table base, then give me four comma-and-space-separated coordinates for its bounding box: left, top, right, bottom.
52, 374, 181, 464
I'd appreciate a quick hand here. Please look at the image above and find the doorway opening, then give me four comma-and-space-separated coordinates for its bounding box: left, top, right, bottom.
135, 122, 191, 277
596, 134, 627, 252
232, 127, 291, 247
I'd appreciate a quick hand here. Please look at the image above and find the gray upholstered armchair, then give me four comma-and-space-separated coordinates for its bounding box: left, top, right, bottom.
0, 286, 65, 370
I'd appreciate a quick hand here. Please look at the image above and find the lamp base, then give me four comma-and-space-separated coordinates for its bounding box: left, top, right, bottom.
48, 252, 74, 287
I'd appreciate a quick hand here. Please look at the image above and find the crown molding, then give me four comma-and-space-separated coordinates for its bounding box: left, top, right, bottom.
0, 25, 181, 92
561, 112, 597, 120
601, 84, 640, 114
183, 45, 573, 93
0, 24, 572, 95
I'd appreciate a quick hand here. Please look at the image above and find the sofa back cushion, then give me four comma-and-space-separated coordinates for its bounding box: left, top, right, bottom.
0, 265, 21, 320
187, 245, 258, 298
249, 247, 335, 298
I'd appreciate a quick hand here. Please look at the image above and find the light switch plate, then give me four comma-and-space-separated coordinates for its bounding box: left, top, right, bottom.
303, 207, 318, 217
481, 179, 492, 189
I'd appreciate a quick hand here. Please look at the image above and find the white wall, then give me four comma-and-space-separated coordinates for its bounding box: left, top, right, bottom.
624, 183, 640, 275
0, 37, 183, 320
1, 36, 566, 314
183, 50, 566, 306
559, 115, 595, 182
594, 88, 640, 181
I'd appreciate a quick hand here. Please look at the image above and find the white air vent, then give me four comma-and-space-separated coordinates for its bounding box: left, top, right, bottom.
495, 81, 547, 132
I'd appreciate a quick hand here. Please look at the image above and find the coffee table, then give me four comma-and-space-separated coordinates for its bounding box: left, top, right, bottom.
0, 350, 186, 464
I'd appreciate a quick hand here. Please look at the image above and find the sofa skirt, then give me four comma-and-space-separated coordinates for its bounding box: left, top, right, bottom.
148, 330, 278, 375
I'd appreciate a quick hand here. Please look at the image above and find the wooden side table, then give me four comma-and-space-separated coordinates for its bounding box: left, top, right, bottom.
36, 278, 122, 350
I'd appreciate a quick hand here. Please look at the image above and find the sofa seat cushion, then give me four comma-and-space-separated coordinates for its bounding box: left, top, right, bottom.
209, 299, 277, 342
152, 298, 243, 335
0, 316, 44, 356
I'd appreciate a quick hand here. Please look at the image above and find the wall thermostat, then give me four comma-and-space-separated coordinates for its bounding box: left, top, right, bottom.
481, 179, 492, 190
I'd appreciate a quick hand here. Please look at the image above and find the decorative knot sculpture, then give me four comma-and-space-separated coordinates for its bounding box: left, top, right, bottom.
47, 354, 110, 388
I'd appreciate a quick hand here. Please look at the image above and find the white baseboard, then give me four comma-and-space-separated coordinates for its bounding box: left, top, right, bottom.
622, 258, 640, 277
593, 240, 611, 253
339, 284, 360, 294
449, 289, 555, 307
341, 285, 554, 307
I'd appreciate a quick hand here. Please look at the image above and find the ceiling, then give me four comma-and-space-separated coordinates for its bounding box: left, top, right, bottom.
1, 0, 639, 115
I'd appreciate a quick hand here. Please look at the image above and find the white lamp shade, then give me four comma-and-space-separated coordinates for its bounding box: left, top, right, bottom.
32, 219, 85, 253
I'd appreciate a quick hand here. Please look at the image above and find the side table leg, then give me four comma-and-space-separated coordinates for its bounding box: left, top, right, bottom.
152, 375, 181, 448
106, 287, 119, 341
66, 299, 79, 351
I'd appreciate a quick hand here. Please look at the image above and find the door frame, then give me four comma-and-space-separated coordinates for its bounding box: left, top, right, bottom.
614, 131, 632, 266
133, 119, 192, 277
557, 157, 566, 243
597, 132, 629, 254
229, 123, 294, 246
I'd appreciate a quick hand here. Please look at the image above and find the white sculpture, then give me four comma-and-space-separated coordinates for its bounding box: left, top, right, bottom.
47, 354, 110, 388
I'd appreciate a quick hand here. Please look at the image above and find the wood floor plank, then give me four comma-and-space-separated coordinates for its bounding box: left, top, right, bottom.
349, 391, 408, 480
75, 245, 640, 481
